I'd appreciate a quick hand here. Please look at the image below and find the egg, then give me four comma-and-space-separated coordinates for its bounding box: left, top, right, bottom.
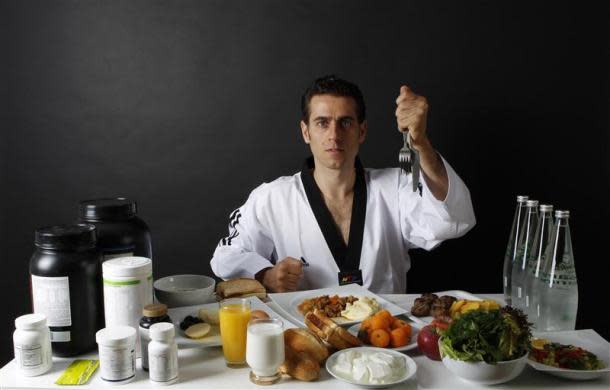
250, 310, 270, 320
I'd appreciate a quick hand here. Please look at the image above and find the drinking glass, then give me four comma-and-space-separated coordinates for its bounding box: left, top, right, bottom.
246, 318, 284, 385
219, 298, 251, 367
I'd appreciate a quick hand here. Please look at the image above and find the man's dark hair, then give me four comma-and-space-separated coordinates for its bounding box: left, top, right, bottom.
301, 75, 366, 124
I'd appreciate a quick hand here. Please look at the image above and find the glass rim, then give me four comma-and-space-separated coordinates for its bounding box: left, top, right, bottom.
247, 317, 284, 328
218, 297, 251, 308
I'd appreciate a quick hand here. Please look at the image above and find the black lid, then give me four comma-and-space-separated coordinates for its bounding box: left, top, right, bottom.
35, 224, 97, 250
79, 198, 137, 221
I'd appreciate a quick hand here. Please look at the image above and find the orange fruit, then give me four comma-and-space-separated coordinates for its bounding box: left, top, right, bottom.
360, 317, 373, 331
370, 329, 391, 348
376, 310, 393, 322
391, 318, 409, 330
401, 323, 412, 339
370, 315, 391, 331
390, 327, 410, 348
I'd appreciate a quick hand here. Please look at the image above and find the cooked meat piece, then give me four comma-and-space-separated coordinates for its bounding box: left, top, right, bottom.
439, 295, 457, 308
430, 304, 449, 319
411, 298, 431, 316
421, 293, 438, 303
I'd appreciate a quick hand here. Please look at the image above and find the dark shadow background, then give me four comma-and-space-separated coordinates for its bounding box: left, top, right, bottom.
1, 1, 608, 365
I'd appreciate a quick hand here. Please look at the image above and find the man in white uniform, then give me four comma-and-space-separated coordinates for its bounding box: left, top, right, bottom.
211, 75, 475, 293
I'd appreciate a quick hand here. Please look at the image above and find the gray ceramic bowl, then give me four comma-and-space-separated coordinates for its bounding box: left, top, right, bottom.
153, 274, 216, 308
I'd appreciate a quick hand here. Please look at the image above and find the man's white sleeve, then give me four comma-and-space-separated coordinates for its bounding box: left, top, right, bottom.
399, 155, 476, 250
210, 185, 276, 280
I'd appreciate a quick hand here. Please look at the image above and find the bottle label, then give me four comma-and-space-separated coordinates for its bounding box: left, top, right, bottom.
99, 345, 135, 382
149, 349, 178, 382
50, 331, 71, 342
15, 344, 42, 368
31, 275, 72, 327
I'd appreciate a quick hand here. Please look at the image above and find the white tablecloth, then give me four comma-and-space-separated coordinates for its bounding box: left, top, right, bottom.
1, 293, 608, 389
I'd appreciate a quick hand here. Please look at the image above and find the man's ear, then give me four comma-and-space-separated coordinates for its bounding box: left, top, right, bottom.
358, 120, 368, 144
300, 120, 310, 144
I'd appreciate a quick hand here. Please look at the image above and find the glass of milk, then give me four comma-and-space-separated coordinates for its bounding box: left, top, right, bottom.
246, 318, 284, 385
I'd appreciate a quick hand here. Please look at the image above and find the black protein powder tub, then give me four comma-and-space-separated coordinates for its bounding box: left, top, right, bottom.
29, 224, 104, 356
78, 198, 152, 261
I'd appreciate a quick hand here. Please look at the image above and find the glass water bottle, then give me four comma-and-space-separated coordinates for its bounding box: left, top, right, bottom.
511, 200, 539, 310
535, 210, 578, 331
503, 195, 529, 306
523, 204, 554, 324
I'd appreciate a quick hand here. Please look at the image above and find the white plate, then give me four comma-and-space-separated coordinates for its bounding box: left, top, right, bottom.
325, 347, 417, 388
268, 284, 407, 327
167, 296, 298, 348
403, 290, 483, 325
527, 329, 610, 380
347, 320, 421, 352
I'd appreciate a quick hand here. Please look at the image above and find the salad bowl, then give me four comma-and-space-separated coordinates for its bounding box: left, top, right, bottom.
441, 352, 528, 385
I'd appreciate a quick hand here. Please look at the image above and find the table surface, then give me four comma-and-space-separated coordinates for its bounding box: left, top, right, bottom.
1, 293, 608, 389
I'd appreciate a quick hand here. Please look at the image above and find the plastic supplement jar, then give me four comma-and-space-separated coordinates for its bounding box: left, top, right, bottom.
102, 256, 153, 356
96, 326, 136, 385
78, 198, 152, 261
148, 322, 179, 385
139, 303, 172, 371
13, 313, 52, 377
29, 224, 104, 356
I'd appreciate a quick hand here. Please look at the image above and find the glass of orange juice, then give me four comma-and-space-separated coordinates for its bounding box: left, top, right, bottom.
219, 298, 251, 367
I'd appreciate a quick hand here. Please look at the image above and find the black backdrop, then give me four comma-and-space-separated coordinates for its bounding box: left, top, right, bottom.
1, 0, 608, 365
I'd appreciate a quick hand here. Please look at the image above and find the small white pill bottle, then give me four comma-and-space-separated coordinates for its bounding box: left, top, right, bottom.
148, 322, 179, 385
96, 326, 136, 385
13, 313, 52, 376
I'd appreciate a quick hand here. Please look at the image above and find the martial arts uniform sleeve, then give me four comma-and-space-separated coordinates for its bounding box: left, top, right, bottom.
399, 155, 476, 250
210, 185, 276, 280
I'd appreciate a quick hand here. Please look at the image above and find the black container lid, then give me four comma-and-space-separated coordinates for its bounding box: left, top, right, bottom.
35, 224, 97, 250
79, 198, 137, 221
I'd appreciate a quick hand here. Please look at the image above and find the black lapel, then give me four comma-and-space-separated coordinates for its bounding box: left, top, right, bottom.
300, 156, 367, 272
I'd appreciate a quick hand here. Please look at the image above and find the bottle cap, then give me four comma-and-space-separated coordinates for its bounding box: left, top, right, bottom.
555, 210, 570, 218
15, 313, 47, 330
150, 322, 175, 341
79, 198, 137, 221
539, 204, 553, 212
526, 200, 539, 207
96, 326, 136, 347
35, 224, 97, 251
143, 304, 168, 318
516, 195, 529, 202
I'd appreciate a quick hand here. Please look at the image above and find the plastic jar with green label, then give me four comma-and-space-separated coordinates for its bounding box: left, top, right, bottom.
102, 256, 153, 357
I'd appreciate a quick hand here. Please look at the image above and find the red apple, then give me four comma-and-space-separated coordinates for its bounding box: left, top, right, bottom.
417, 324, 441, 361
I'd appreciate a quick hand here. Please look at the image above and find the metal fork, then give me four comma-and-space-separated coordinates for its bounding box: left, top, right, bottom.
398, 130, 420, 192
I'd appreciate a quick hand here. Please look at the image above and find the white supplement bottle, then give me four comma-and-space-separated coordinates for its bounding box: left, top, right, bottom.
102, 256, 153, 357
96, 326, 136, 385
13, 313, 52, 377
148, 322, 179, 385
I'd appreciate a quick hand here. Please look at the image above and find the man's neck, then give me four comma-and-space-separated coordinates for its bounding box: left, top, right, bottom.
312, 159, 356, 200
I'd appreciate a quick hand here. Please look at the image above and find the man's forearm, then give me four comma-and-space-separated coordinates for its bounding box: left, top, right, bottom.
417, 139, 448, 200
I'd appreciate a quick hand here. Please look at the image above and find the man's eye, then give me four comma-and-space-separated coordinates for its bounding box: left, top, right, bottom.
317, 120, 328, 128
340, 119, 353, 128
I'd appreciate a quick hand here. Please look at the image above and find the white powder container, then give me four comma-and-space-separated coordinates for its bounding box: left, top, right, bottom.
102, 256, 153, 356
13, 313, 52, 376
96, 326, 136, 385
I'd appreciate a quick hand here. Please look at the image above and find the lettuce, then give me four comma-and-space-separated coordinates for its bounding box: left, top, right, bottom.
439, 307, 532, 364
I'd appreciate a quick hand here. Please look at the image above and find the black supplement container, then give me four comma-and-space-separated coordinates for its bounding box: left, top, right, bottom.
78, 198, 152, 261
29, 224, 104, 356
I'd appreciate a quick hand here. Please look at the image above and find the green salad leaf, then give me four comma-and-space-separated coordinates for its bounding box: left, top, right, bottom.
439, 307, 532, 364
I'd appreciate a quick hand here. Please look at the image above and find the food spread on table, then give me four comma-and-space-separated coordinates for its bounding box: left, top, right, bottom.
529, 339, 606, 370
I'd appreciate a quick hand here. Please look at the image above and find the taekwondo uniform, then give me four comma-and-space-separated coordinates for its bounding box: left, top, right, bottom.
210, 156, 475, 294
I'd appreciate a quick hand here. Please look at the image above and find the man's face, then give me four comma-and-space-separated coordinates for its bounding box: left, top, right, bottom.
300, 94, 367, 171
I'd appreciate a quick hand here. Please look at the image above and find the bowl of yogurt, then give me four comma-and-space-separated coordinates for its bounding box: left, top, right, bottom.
326, 347, 417, 388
